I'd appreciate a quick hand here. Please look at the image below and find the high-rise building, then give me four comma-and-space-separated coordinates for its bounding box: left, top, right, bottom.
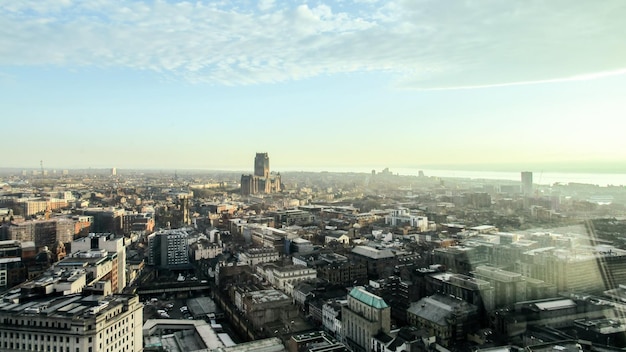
254, 152, 270, 178
241, 152, 281, 195
147, 229, 190, 269
521, 171, 533, 196
111, 167, 117, 176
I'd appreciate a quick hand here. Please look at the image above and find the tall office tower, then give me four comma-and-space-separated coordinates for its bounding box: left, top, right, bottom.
111, 167, 117, 176
521, 171, 533, 196
254, 152, 270, 178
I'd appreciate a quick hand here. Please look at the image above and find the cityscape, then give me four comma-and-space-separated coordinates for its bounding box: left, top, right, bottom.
0, 152, 625, 352
3, 1, 626, 351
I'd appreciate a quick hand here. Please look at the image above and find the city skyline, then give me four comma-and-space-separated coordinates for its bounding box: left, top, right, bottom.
1, 1, 625, 171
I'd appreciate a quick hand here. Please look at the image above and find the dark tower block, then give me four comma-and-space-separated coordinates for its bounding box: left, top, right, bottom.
254, 152, 270, 178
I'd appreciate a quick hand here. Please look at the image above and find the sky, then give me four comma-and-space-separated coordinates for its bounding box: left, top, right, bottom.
1, 0, 626, 173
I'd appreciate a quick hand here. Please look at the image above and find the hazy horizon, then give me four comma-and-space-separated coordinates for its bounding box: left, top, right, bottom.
3, 160, 626, 175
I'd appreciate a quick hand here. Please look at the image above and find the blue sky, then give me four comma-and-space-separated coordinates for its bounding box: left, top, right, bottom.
1, 0, 625, 172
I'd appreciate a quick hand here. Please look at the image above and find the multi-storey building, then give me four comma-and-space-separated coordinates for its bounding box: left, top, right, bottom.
190, 239, 223, 261
72, 233, 126, 293
239, 247, 280, 267
271, 209, 314, 226
233, 288, 293, 331
271, 265, 317, 295
426, 272, 494, 313
79, 208, 124, 235
472, 265, 527, 308
350, 246, 396, 280
246, 225, 289, 253
0, 240, 27, 290
2, 219, 74, 256
518, 246, 626, 293
322, 299, 347, 342
470, 265, 557, 308
342, 287, 390, 352
17, 198, 69, 216
255, 263, 317, 295
521, 171, 533, 196
407, 294, 478, 347
0, 294, 143, 352
318, 260, 367, 287
147, 229, 190, 269
384, 208, 429, 232
368, 276, 419, 325
121, 212, 154, 235
71, 215, 93, 238
432, 245, 490, 275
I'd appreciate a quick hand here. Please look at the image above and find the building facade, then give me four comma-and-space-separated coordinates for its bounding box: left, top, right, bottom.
147, 229, 190, 269
342, 287, 390, 352
521, 171, 533, 196
0, 294, 143, 352
72, 233, 126, 293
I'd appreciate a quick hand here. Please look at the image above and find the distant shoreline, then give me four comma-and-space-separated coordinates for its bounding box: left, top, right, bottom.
1, 166, 624, 187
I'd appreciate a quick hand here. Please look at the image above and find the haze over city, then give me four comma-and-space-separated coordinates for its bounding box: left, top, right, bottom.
1, 1, 625, 172
5, 2, 626, 351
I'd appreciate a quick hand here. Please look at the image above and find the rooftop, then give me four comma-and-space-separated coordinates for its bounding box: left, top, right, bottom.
352, 246, 395, 259
143, 319, 224, 352
534, 299, 576, 311
349, 287, 389, 309
407, 295, 476, 326
0, 294, 136, 320
246, 289, 290, 304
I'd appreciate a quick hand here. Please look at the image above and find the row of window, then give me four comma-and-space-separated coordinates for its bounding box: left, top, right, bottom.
0, 333, 72, 342
2, 342, 82, 352
2, 319, 71, 329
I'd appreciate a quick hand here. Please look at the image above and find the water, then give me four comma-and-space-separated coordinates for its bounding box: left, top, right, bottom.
282, 166, 626, 187
394, 168, 626, 187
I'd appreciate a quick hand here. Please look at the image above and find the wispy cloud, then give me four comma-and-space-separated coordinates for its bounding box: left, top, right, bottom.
1, 0, 624, 88
408, 68, 626, 91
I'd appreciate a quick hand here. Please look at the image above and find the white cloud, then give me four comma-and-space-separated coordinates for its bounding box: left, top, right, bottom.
258, 0, 275, 12
0, 0, 624, 88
